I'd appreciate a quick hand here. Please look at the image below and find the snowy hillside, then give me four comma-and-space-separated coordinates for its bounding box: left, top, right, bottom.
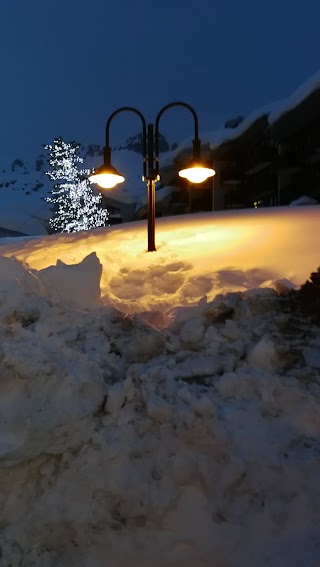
0, 143, 149, 236
0, 206, 319, 566
0, 154, 52, 235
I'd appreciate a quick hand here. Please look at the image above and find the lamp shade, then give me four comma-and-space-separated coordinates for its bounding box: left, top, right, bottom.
178, 162, 215, 184
89, 164, 125, 189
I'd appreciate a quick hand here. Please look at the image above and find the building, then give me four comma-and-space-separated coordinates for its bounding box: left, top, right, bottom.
160, 70, 320, 212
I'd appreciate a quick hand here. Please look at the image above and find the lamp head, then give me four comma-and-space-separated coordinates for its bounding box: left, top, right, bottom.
178, 160, 215, 184
89, 165, 125, 189
89, 146, 125, 189
178, 138, 215, 183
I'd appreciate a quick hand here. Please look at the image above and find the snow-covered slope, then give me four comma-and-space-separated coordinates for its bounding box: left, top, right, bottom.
0, 143, 148, 236
0, 155, 52, 235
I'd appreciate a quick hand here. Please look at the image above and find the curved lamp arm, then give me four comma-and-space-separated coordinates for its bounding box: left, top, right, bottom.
154, 101, 200, 176
105, 107, 147, 178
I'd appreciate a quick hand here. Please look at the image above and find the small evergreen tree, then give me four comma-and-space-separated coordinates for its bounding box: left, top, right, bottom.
44, 137, 109, 233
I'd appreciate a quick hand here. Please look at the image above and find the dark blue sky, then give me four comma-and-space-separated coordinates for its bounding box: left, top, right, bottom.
1, 0, 319, 161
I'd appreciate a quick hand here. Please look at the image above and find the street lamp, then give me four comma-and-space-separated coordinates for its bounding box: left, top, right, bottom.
90, 102, 215, 252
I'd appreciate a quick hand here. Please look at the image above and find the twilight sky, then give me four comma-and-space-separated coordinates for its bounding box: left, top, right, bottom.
0, 0, 319, 161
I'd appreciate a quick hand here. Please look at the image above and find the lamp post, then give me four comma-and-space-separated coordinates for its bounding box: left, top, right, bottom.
90, 102, 215, 252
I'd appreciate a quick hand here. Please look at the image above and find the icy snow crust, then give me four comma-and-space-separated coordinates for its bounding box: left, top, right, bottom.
0, 208, 320, 565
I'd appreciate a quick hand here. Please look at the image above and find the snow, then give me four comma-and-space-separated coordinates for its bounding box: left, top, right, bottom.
290, 195, 318, 207
0, 180, 51, 235
160, 101, 281, 168
0, 148, 146, 236
162, 68, 320, 170
269, 68, 320, 125
0, 206, 320, 565
2, 206, 319, 316
0, 158, 52, 235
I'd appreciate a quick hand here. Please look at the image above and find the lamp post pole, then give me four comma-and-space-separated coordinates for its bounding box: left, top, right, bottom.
104, 106, 158, 251
146, 123, 156, 251
90, 102, 215, 252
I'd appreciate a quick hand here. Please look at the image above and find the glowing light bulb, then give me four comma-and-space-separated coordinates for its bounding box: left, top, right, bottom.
89, 172, 125, 189
178, 166, 215, 184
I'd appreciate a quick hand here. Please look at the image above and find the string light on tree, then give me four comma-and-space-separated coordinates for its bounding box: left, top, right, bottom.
45, 138, 109, 233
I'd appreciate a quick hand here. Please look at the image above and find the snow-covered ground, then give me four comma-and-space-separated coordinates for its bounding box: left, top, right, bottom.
0, 206, 319, 566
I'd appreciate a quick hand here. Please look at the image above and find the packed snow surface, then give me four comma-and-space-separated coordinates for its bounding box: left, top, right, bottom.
0, 206, 319, 566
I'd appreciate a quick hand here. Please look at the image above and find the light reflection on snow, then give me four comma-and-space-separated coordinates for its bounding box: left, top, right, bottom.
0, 205, 319, 317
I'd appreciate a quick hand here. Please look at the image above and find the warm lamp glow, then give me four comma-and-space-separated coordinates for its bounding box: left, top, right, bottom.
89, 172, 125, 189
179, 166, 215, 184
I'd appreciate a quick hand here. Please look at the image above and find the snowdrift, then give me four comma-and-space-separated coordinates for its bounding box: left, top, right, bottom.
0, 207, 319, 566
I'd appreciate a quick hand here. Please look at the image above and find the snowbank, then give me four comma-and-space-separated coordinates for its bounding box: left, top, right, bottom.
289, 195, 318, 207
1, 206, 320, 319
0, 208, 319, 566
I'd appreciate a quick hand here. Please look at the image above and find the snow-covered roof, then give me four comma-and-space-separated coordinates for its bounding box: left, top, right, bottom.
160, 102, 279, 168
207, 103, 277, 151
161, 68, 320, 168
269, 68, 320, 125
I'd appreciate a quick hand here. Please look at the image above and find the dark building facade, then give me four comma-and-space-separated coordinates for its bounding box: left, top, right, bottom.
160, 79, 320, 213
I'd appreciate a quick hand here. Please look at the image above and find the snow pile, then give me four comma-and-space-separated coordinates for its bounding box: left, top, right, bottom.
289, 195, 318, 207
0, 208, 320, 565
1, 206, 320, 318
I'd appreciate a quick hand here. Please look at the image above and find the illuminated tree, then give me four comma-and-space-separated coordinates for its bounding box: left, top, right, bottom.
44, 138, 109, 233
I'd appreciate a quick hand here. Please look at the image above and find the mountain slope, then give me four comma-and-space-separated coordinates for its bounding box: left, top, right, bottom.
0, 144, 147, 236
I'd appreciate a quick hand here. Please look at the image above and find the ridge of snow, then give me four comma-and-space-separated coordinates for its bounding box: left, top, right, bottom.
269, 68, 320, 125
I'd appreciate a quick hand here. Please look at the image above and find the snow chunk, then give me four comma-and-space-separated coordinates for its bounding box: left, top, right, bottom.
303, 347, 320, 370
38, 252, 102, 308
146, 394, 172, 422
180, 317, 205, 346
217, 371, 255, 400
247, 337, 280, 371
221, 319, 240, 340
0, 329, 105, 462
105, 382, 127, 416
0, 256, 43, 317
192, 396, 215, 417
273, 277, 297, 295
174, 355, 223, 380
104, 376, 136, 418
112, 317, 166, 363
